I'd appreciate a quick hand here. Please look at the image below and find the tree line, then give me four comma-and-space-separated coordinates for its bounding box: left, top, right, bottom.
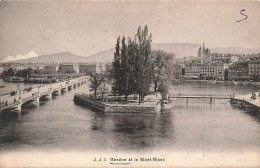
1, 67, 34, 78
89, 25, 175, 104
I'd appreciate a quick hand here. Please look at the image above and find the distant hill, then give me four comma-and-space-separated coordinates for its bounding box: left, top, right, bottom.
83, 43, 202, 62
210, 47, 260, 55
13, 52, 86, 63
82, 48, 115, 63
9, 43, 260, 64
151, 43, 201, 58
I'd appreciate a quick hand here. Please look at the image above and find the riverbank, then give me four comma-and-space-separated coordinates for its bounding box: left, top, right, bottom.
74, 93, 162, 113
179, 79, 260, 86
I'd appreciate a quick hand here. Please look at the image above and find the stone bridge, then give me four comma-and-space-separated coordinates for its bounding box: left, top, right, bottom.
0, 76, 88, 112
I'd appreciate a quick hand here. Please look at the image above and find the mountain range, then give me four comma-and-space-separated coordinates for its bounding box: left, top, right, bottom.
8, 43, 260, 63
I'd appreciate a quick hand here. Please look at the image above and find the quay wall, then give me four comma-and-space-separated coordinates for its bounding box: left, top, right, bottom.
231, 98, 260, 110
74, 94, 106, 112
74, 94, 161, 113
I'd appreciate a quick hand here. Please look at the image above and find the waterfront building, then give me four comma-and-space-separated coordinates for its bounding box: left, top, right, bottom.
79, 63, 91, 74
200, 62, 215, 80
32, 64, 45, 70
214, 63, 229, 80
170, 64, 182, 79
80, 63, 106, 75
248, 60, 260, 81
13, 65, 30, 71
184, 63, 201, 79
59, 63, 79, 74
228, 63, 249, 81
43, 65, 59, 74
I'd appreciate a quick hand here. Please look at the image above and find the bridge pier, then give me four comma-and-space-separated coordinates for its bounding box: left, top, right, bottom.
61, 88, 67, 92
15, 99, 22, 112
16, 103, 22, 111
56, 90, 61, 95
35, 96, 40, 103
47, 92, 52, 100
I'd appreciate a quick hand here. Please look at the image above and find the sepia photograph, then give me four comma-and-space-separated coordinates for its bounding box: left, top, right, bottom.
0, 0, 259, 167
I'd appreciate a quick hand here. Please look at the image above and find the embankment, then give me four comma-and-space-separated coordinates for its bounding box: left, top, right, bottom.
74, 94, 162, 113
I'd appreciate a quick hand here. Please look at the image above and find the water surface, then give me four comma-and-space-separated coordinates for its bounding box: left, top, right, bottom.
0, 80, 259, 155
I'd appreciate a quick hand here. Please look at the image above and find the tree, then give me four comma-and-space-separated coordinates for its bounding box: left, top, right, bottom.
158, 80, 168, 99
2, 68, 15, 76
98, 76, 111, 101
89, 72, 106, 98
111, 36, 135, 101
121, 36, 134, 101
132, 25, 153, 104
110, 25, 154, 104
15, 68, 33, 78
33, 69, 43, 74
111, 37, 123, 95
151, 50, 175, 92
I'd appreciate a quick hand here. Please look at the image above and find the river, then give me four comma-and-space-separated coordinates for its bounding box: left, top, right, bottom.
0, 79, 259, 158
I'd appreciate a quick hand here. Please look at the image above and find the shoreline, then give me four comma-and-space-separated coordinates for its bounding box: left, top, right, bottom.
74, 94, 162, 114
176, 79, 260, 86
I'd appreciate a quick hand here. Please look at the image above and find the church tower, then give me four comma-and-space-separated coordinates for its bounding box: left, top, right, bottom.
198, 47, 202, 57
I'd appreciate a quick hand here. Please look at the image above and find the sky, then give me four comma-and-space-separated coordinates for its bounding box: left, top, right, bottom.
0, 0, 259, 62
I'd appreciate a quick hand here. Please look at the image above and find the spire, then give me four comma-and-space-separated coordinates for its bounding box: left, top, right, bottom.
203, 42, 205, 50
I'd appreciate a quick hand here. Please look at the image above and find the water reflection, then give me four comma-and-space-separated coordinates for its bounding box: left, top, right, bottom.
230, 103, 260, 122
107, 112, 175, 150
0, 111, 21, 146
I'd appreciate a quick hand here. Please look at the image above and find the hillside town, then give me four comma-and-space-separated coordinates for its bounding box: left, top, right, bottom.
0, 43, 259, 82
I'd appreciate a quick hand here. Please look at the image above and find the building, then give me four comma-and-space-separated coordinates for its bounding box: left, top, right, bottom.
79, 63, 106, 75
200, 63, 215, 80
43, 65, 59, 74
230, 55, 240, 63
59, 63, 79, 74
228, 63, 249, 81
105, 63, 113, 73
214, 63, 229, 80
248, 60, 260, 81
171, 64, 182, 79
211, 56, 230, 64
184, 63, 201, 79
79, 64, 90, 74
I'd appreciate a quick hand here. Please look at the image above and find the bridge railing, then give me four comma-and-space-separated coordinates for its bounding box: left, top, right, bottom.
0, 101, 18, 109
169, 93, 234, 98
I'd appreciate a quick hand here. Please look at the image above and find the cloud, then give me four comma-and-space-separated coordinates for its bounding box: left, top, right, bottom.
1, 51, 38, 62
